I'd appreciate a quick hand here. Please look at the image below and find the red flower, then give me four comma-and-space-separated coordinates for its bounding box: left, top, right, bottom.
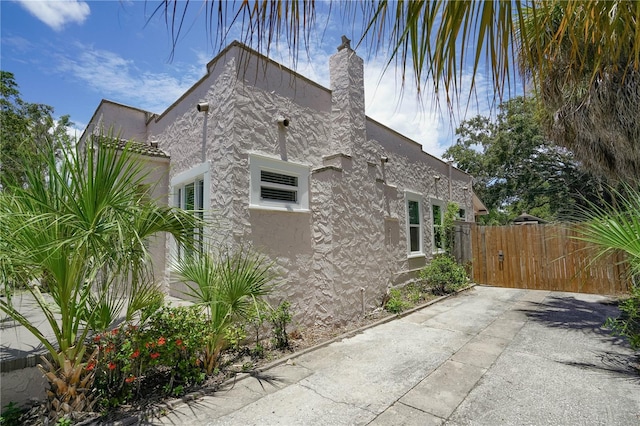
158, 337, 166, 346
150, 352, 160, 359
105, 345, 114, 354
130, 349, 140, 359
108, 362, 116, 370
175, 339, 183, 347
111, 328, 119, 335
93, 335, 101, 343
86, 362, 96, 371
145, 342, 154, 349
125, 376, 136, 383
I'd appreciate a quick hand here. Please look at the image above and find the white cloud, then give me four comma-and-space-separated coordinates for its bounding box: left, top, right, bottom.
56, 44, 202, 113
16, 0, 90, 31
53, 37, 493, 159
268, 40, 495, 159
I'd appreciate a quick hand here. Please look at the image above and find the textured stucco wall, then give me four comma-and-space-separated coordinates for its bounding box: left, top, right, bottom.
86, 101, 150, 142
88, 42, 474, 327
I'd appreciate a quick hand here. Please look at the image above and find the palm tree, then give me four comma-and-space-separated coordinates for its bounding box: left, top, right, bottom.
153, 0, 640, 181
172, 247, 276, 374
0, 135, 199, 421
574, 184, 640, 348
518, 1, 640, 182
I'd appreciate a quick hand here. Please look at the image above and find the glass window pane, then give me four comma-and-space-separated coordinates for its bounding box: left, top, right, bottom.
432, 204, 442, 224
408, 200, 420, 225
196, 179, 204, 210
434, 226, 443, 249
410, 226, 420, 252
184, 183, 195, 210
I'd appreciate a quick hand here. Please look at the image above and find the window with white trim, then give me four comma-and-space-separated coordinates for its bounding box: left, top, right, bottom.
250, 154, 309, 211
171, 163, 209, 260
406, 191, 423, 256
431, 199, 445, 253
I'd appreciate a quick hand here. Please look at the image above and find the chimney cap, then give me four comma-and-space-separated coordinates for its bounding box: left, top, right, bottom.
337, 35, 351, 51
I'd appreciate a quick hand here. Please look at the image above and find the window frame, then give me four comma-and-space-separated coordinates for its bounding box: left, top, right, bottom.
249, 154, 310, 212
405, 191, 424, 258
170, 162, 210, 260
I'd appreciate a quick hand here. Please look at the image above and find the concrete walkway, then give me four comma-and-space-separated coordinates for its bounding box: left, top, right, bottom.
146, 286, 640, 425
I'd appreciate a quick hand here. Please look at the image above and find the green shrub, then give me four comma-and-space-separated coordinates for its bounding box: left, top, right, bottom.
225, 323, 247, 352
91, 305, 208, 407
269, 301, 292, 350
1, 402, 23, 426
419, 255, 468, 295
605, 282, 640, 350
384, 288, 410, 314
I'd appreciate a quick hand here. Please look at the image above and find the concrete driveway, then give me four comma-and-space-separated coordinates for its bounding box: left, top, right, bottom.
143, 286, 639, 425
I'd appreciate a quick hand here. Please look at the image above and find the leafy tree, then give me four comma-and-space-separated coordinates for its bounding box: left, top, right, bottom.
0, 136, 200, 422
519, 2, 640, 182
443, 96, 606, 224
0, 71, 73, 189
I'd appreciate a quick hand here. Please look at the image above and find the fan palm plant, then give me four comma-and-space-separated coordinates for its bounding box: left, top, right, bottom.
574, 183, 640, 348
0, 135, 200, 421
172, 248, 277, 374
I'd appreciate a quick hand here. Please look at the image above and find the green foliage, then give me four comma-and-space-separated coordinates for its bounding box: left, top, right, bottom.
143, 306, 208, 386
385, 288, 409, 314
419, 255, 469, 296
269, 301, 292, 350
443, 96, 609, 223
0, 137, 200, 420
520, 3, 640, 182
575, 183, 640, 349
0, 402, 23, 426
605, 284, 640, 350
0, 71, 74, 190
55, 417, 72, 426
246, 301, 269, 356
91, 306, 208, 406
443, 202, 459, 256
575, 184, 640, 278
173, 247, 277, 373
225, 323, 247, 351
383, 283, 437, 314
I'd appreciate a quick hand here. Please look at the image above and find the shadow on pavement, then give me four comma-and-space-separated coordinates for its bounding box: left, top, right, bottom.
522, 294, 625, 343
560, 351, 640, 383
521, 293, 639, 381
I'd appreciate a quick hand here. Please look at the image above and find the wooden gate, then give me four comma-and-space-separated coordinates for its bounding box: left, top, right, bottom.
471, 224, 629, 295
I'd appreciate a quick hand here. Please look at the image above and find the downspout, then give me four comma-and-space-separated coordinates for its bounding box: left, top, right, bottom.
448, 160, 453, 201
197, 101, 210, 163
201, 113, 208, 163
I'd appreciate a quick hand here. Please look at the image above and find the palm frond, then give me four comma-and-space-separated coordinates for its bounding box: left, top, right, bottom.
574, 183, 640, 278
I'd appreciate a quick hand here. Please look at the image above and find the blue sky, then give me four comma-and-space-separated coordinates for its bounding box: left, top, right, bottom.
1, 0, 496, 158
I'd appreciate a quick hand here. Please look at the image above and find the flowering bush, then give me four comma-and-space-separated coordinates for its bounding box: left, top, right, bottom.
90, 305, 208, 407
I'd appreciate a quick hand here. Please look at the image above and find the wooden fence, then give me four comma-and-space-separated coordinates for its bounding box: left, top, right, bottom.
471, 224, 629, 295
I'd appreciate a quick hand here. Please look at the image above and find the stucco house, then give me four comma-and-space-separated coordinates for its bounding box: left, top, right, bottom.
80, 40, 477, 325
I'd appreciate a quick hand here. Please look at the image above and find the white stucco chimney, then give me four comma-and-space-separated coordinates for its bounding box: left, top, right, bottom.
329, 36, 366, 157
